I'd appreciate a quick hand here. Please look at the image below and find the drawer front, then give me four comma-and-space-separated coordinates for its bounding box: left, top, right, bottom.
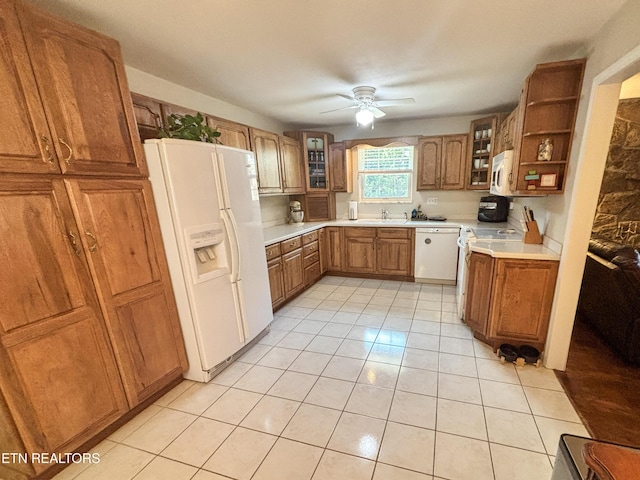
280, 235, 302, 254
304, 261, 321, 287
265, 244, 281, 259
343, 227, 376, 238
303, 251, 320, 268
302, 240, 319, 257
302, 230, 319, 245
377, 227, 411, 239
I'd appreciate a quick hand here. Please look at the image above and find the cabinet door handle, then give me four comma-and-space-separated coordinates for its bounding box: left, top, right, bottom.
68, 230, 80, 255
85, 230, 98, 252
59, 138, 73, 165
41, 136, 54, 163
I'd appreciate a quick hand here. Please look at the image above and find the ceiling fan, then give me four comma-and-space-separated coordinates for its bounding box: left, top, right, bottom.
321, 86, 415, 127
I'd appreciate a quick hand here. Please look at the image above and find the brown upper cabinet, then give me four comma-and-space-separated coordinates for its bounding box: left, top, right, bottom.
250, 127, 283, 194
329, 141, 353, 192
496, 59, 586, 194
513, 59, 585, 194
130, 92, 163, 142
207, 115, 251, 150
495, 106, 521, 154
129, 95, 254, 150
0, 0, 59, 175
279, 135, 306, 194
161, 103, 198, 120
467, 115, 501, 190
417, 134, 468, 190
286, 131, 335, 191
10, 1, 146, 177
249, 127, 305, 195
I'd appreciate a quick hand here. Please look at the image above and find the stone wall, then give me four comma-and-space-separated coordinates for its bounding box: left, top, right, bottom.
592, 98, 640, 248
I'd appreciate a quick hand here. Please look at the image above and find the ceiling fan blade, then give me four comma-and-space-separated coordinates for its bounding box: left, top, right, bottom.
337, 93, 357, 102
370, 107, 386, 118
375, 98, 415, 107
320, 105, 358, 114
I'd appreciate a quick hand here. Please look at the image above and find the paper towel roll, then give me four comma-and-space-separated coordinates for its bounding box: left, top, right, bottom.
348, 201, 358, 220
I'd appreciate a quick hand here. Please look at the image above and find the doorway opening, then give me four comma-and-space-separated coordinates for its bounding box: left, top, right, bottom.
554, 66, 640, 447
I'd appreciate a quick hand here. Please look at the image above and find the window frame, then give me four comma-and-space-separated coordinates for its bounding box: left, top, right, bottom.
355, 143, 415, 204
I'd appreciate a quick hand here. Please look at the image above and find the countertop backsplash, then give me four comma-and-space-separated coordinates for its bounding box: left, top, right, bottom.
259, 195, 290, 228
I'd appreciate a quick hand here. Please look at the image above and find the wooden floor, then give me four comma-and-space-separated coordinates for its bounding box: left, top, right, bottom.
555, 317, 640, 447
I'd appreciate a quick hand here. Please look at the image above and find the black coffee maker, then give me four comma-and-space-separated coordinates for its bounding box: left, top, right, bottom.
478, 195, 509, 222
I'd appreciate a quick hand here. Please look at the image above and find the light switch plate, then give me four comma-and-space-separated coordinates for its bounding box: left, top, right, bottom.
426, 197, 438, 205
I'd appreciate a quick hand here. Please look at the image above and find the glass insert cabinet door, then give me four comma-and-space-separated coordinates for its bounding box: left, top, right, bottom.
307, 136, 326, 189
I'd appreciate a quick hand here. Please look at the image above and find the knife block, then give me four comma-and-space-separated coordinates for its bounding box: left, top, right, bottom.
524, 220, 543, 244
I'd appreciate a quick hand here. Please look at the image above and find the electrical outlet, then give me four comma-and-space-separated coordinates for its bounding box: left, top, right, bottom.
426, 197, 438, 205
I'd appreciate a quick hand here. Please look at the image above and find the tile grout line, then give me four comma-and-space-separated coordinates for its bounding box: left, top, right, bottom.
68, 276, 580, 480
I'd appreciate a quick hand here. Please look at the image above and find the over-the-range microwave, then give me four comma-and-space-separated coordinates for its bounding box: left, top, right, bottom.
490, 150, 516, 196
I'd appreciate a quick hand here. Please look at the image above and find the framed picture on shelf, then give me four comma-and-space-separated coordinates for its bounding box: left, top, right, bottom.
540, 173, 558, 188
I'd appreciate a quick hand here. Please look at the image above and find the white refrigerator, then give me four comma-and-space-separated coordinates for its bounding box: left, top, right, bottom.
145, 138, 273, 382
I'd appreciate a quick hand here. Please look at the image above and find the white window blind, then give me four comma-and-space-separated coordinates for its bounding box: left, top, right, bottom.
357, 145, 414, 202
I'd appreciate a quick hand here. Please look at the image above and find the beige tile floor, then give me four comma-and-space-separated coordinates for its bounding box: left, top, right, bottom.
53, 276, 590, 480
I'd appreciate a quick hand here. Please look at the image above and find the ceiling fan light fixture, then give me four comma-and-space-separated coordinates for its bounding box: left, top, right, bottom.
356, 107, 374, 127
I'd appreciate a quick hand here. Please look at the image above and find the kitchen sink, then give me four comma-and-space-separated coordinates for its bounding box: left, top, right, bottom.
348, 219, 408, 225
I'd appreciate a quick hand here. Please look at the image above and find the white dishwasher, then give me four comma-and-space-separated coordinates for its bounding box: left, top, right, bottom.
414, 227, 460, 284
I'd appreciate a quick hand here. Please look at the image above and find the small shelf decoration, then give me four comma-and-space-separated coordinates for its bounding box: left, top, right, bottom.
537, 138, 553, 161
524, 169, 539, 190
539, 173, 558, 188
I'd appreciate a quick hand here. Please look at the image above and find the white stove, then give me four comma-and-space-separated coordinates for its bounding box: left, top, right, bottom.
471, 227, 523, 242
456, 226, 523, 319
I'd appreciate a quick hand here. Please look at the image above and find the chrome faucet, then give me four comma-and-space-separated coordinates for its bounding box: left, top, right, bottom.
381, 209, 389, 220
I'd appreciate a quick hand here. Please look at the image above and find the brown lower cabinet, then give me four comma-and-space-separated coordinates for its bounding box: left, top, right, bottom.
344, 227, 377, 274
282, 249, 304, 298
265, 230, 323, 310
465, 252, 559, 350
376, 228, 415, 276
318, 228, 328, 275
0, 176, 187, 479
265, 226, 416, 311
266, 244, 286, 310
325, 226, 344, 272
341, 227, 414, 278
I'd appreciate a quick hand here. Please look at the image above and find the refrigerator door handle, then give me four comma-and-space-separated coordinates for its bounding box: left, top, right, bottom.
230, 281, 246, 343
215, 150, 232, 209
221, 211, 240, 283
210, 150, 227, 209
235, 279, 250, 339
224, 209, 242, 282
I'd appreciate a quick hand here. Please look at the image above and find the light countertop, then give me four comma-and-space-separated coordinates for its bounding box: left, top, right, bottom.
262, 219, 559, 261
262, 218, 510, 245
262, 219, 468, 245
262, 222, 327, 244
469, 240, 560, 261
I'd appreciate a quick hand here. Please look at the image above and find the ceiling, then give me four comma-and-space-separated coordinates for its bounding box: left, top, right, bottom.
28, 0, 627, 129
